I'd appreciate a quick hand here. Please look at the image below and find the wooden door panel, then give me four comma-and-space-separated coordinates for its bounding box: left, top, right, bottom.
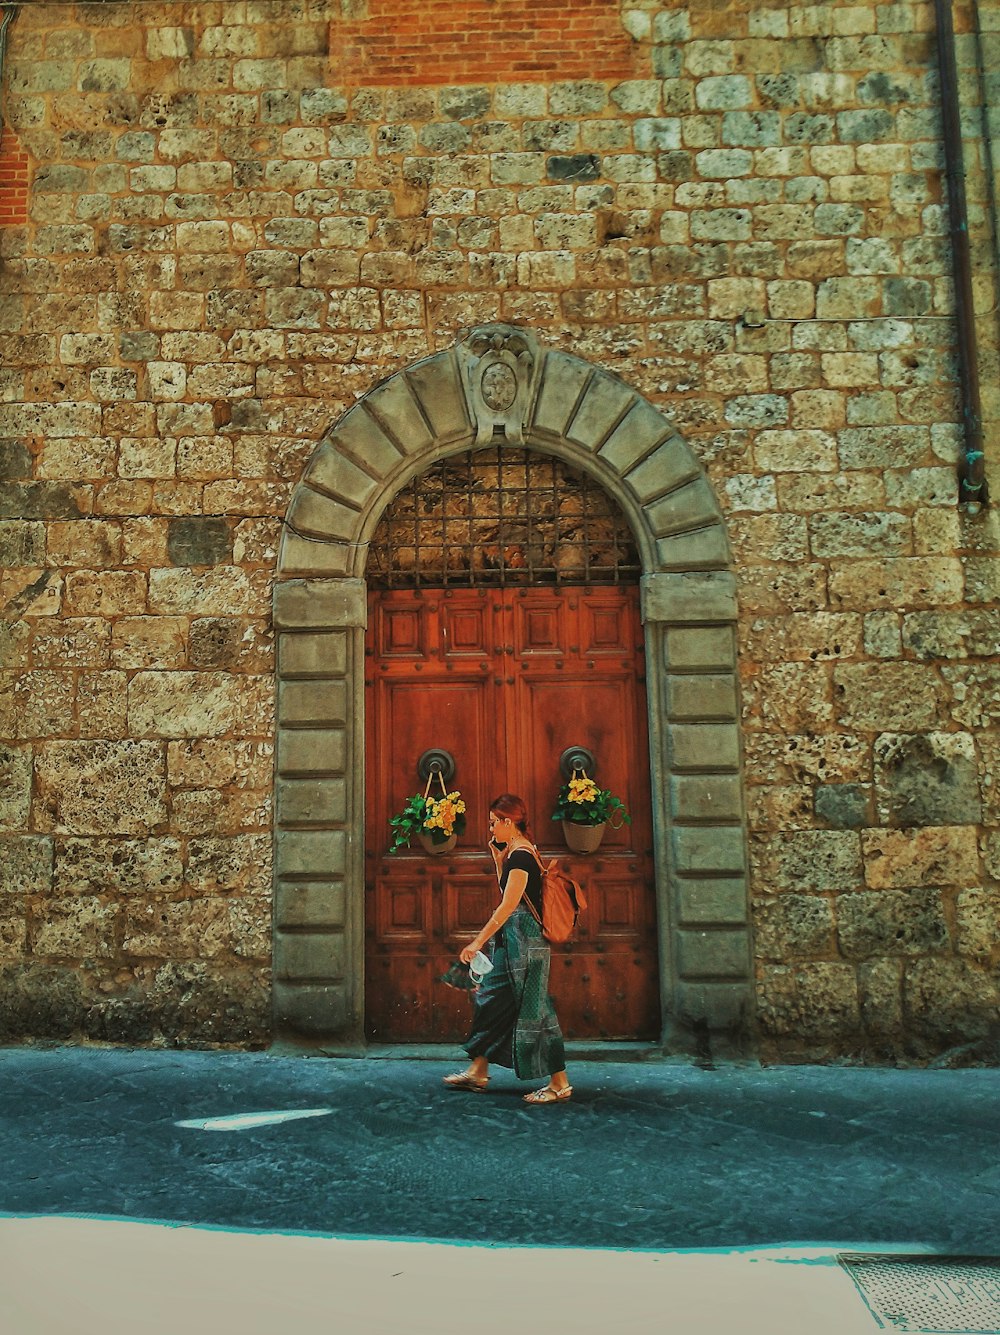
442, 873, 496, 948
376, 603, 428, 657
555, 949, 656, 1039
590, 878, 645, 936
372, 678, 493, 857
375, 878, 431, 938
367, 951, 433, 1041
365, 585, 659, 1044
441, 600, 492, 657
516, 604, 566, 656
581, 597, 635, 656
514, 675, 643, 854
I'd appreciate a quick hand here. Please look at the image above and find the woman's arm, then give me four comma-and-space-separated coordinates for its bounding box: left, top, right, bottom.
460, 869, 528, 964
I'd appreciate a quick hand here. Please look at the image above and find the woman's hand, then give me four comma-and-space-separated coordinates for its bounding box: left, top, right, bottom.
459, 943, 478, 965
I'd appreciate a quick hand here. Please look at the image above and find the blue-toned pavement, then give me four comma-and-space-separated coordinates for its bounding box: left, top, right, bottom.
2, 1046, 999, 1253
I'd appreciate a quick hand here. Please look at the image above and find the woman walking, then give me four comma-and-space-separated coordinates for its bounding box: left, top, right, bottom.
443, 793, 572, 1105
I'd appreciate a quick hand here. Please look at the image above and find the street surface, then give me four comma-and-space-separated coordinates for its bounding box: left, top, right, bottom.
1, 1047, 998, 1333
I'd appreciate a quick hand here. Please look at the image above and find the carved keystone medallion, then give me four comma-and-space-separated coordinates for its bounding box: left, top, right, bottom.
458, 324, 541, 444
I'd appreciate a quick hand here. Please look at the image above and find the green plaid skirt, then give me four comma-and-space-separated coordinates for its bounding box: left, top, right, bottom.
463, 907, 566, 1080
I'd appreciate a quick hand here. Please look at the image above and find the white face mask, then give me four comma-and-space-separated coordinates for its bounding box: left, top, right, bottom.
469, 951, 494, 985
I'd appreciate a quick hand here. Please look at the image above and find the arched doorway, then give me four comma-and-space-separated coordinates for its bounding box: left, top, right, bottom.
363, 447, 657, 1042
272, 325, 752, 1054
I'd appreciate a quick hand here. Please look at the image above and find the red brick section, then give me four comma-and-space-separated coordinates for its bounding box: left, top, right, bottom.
0, 126, 29, 226
335, 0, 640, 85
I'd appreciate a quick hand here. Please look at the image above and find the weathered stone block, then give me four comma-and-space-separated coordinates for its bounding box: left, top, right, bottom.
741, 612, 861, 662
741, 662, 834, 731
277, 729, 347, 776
753, 428, 836, 477
942, 665, 1000, 730
273, 979, 350, 1037
862, 827, 979, 890
167, 739, 272, 790
129, 672, 270, 739
187, 834, 271, 894
0, 745, 32, 831
838, 887, 949, 960
0, 836, 54, 895
54, 836, 183, 896
672, 825, 746, 874
166, 516, 233, 566
873, 732, 981, 827
32, 896, 118, 958
275, 881, 346, 931
834, 663, 946, 731
669, 723, 740, 771
0, 482, 90, 521
857, 958, 904, 1041
276, 778, 347, 826
30, 618, 111, 670
274, 928, 345, 981
0, 964, 85, 1040
863, 611, 903, 659
35, 741, 166, 836
756, 962, 860, 1040
809, 511, 912, 558
665, 626, 735, 672
751, 829, 863, 892
955, 890, 1000, 961
670, 774, 742, 821
677, 928, 750, 978
903, 958, 1000, 1044
111, 617, 187, 670
814, 783, 872, 829
642, 572, 737, 625
752, 893, 835, 959
830, 558, 964, 612
148, 567, 261, 615
676, 873, 748, 928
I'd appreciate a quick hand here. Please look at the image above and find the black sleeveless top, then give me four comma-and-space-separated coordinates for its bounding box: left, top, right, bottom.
499, 847, 543, 920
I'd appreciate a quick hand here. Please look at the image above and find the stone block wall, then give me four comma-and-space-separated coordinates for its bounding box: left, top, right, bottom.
0, 0, 999, 1058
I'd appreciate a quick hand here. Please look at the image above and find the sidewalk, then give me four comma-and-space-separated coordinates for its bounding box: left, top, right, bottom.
0, 1218, 925, 1335
1, 1046, 999, 1333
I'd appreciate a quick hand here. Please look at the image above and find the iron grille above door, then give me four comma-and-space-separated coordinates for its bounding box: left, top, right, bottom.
367, 447, 641, 589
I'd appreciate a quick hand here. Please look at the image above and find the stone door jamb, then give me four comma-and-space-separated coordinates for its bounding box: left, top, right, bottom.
272, 325, 753, 1053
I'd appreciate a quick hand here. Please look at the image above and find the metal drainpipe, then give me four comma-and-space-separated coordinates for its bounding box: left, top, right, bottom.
934, 0, 989, 512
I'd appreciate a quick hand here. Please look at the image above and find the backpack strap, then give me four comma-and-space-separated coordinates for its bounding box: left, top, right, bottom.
518, 843, 546, 928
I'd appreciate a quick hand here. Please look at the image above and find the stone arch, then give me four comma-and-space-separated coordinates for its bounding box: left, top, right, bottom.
273, 325, 752, 1054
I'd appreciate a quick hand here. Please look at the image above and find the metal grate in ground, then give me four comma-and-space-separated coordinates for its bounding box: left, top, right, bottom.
838, 1254, 1000, 1332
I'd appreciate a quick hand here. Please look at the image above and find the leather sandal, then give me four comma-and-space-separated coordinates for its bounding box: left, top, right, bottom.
443, 1070, 489, 1092
523, 1084, 572, 1104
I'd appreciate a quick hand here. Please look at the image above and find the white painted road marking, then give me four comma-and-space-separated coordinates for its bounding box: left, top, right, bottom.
175, 1108, 333, 1132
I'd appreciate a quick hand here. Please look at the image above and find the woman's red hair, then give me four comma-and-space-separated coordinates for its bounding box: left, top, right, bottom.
490, 793, 530, 835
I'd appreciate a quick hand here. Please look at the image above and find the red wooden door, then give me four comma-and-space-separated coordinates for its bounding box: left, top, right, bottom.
364, 586, 658, 1043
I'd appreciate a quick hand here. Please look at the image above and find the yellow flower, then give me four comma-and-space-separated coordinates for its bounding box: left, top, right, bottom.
568, 776, 598, 803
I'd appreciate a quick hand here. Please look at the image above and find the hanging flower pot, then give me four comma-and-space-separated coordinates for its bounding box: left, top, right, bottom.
561, 820, 606, 855
388, 773, 466, 854
552, 769, 630, 855
417, 831, 457, 855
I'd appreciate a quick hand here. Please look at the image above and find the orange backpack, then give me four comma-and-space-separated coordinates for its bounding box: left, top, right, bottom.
524, 848, 587, 944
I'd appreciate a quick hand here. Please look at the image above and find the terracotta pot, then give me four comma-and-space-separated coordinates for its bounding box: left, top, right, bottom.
562, 820, 606, 854
418, 832, 457, 855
